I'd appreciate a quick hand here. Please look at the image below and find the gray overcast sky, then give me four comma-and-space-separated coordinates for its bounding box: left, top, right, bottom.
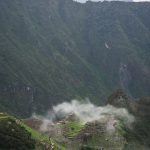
74, 0, 150, 3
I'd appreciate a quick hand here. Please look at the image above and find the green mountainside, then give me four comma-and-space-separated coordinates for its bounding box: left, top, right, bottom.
0, 113, 66, 150
0, 0, 150, 116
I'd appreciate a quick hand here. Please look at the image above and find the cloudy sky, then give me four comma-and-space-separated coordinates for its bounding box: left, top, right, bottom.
74, 0, 150, 3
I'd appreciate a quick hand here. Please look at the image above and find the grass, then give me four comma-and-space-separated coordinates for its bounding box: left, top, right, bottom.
0, 112, 67, 150
21, 121, 67, 150
63, 121, 85, 138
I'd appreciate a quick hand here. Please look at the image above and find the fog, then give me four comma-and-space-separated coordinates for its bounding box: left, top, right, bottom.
52, 100, 135, 125
33, 100, 135, 132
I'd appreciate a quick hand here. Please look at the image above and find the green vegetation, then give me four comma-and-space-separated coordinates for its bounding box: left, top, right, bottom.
0, 113, 35, 150
85, 130, 126, 149
63, 121, 85, 138
0, 0, 150, 117
0, 113, 67, 150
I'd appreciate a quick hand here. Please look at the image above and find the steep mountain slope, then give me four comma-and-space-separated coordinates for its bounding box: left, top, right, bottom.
0, 113, 35, 150
0, 113, 66, 150
0, 0, 150, 116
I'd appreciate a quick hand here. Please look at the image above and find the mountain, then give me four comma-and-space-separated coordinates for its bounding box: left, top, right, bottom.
0, 113, 66, 150
0, 0, 150, 117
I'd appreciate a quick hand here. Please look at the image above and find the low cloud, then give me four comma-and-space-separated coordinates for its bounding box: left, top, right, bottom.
52, 100, 135, 125
33, 100, 135, 132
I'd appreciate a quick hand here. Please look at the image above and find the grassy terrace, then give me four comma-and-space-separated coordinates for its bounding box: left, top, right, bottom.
0, 112, 67, 150
21, 123, 67, 150
62, 121, 85, 138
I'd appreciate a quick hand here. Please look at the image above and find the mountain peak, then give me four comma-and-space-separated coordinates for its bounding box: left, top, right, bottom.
107, 89, 130, 108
